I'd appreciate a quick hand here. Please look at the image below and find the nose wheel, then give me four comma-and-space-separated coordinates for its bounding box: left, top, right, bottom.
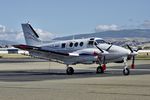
123, 57, 130, 75
123, 67, 130, 75
66, 67, 74, 75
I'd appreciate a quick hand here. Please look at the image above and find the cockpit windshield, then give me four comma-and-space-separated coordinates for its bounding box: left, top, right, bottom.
95, 39, 107, 44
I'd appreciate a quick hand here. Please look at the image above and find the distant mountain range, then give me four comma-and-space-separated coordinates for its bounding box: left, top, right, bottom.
54, 29, 150, 40
0, 29, 150, 47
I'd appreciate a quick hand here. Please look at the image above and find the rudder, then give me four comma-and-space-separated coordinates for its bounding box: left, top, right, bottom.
22, 23, 42, 46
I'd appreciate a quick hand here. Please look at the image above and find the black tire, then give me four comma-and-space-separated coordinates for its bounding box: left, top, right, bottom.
123, 68, 130, 75
66, 67, 74, 75
96, 66, 104, 74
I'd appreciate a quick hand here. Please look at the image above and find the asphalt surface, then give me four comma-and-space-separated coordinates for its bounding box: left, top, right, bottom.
0, 58, 150, 100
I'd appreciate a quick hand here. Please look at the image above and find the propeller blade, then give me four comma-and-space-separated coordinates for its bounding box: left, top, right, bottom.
127, 44, 133, 53
126, 45, 137, 69
103, 56, 106, 64
106, 44, 112, 51
132, 56, 135, 64
135, 48, 139, 52
131, 56, 135, 69
95, 44, 104, 53
102, 55, 107, 70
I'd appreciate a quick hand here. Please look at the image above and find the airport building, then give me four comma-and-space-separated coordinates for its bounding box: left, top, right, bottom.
0, 48, 28, 54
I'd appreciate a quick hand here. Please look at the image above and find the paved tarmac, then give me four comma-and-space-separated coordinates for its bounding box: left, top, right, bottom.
0, 58, 150, 100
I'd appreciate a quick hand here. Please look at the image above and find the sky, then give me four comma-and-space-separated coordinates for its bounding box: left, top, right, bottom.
0, 0, 150, 42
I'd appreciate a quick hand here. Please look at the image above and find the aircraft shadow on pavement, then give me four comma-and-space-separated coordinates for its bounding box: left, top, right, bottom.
0, 63, 150, 82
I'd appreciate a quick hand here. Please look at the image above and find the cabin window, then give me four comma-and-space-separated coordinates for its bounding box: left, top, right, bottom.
69, 42, 73, 47
88, 41, 94, 45
74, 42, 78, 47
61, 43, 66, 48
80, 42, 84, 47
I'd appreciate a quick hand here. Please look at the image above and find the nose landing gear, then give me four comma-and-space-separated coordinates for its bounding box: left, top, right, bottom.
123, 67, 130, 75
123, 58, 130, 75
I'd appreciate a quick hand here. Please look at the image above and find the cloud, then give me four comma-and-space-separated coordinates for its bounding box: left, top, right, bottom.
0, 24, 54, 43
95, 20, 150, 32
95, 24, 119, 32
35, 28, 54, 40
139, 20, 150, 29
124, 19, 150, 29
0, 25, 6, 32
0, 25, 22, 43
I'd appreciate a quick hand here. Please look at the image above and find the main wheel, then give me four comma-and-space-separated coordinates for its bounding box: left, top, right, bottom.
66, 67, 74, 75
96, 66, 104, 74
123, 67, 130, 75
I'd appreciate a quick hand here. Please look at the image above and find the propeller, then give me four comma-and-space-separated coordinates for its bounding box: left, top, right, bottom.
94, 42, 113, 53
126, 44, 138, 69
94, 43, 112, 71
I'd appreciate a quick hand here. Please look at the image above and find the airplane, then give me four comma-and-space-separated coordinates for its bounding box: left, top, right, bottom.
13, 23, 138, 75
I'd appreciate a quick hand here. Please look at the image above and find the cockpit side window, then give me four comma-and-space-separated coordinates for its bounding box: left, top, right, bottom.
88, 41, 94, 45
61, 43, 66, 48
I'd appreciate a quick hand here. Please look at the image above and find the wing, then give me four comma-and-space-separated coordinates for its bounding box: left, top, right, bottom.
13, 44, 109, 65
13, 44, 70, 56
13, 44, 95, 57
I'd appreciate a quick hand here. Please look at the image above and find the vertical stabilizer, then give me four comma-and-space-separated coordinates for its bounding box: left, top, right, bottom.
22, 23, 42, 46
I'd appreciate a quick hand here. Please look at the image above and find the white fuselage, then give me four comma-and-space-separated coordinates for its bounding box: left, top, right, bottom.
29, 38, 130, 65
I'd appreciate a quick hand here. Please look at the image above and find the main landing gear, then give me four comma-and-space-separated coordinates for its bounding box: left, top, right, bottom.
96, 64, 106, 74
66, 65, 74, 75
96, 55, 107, 74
